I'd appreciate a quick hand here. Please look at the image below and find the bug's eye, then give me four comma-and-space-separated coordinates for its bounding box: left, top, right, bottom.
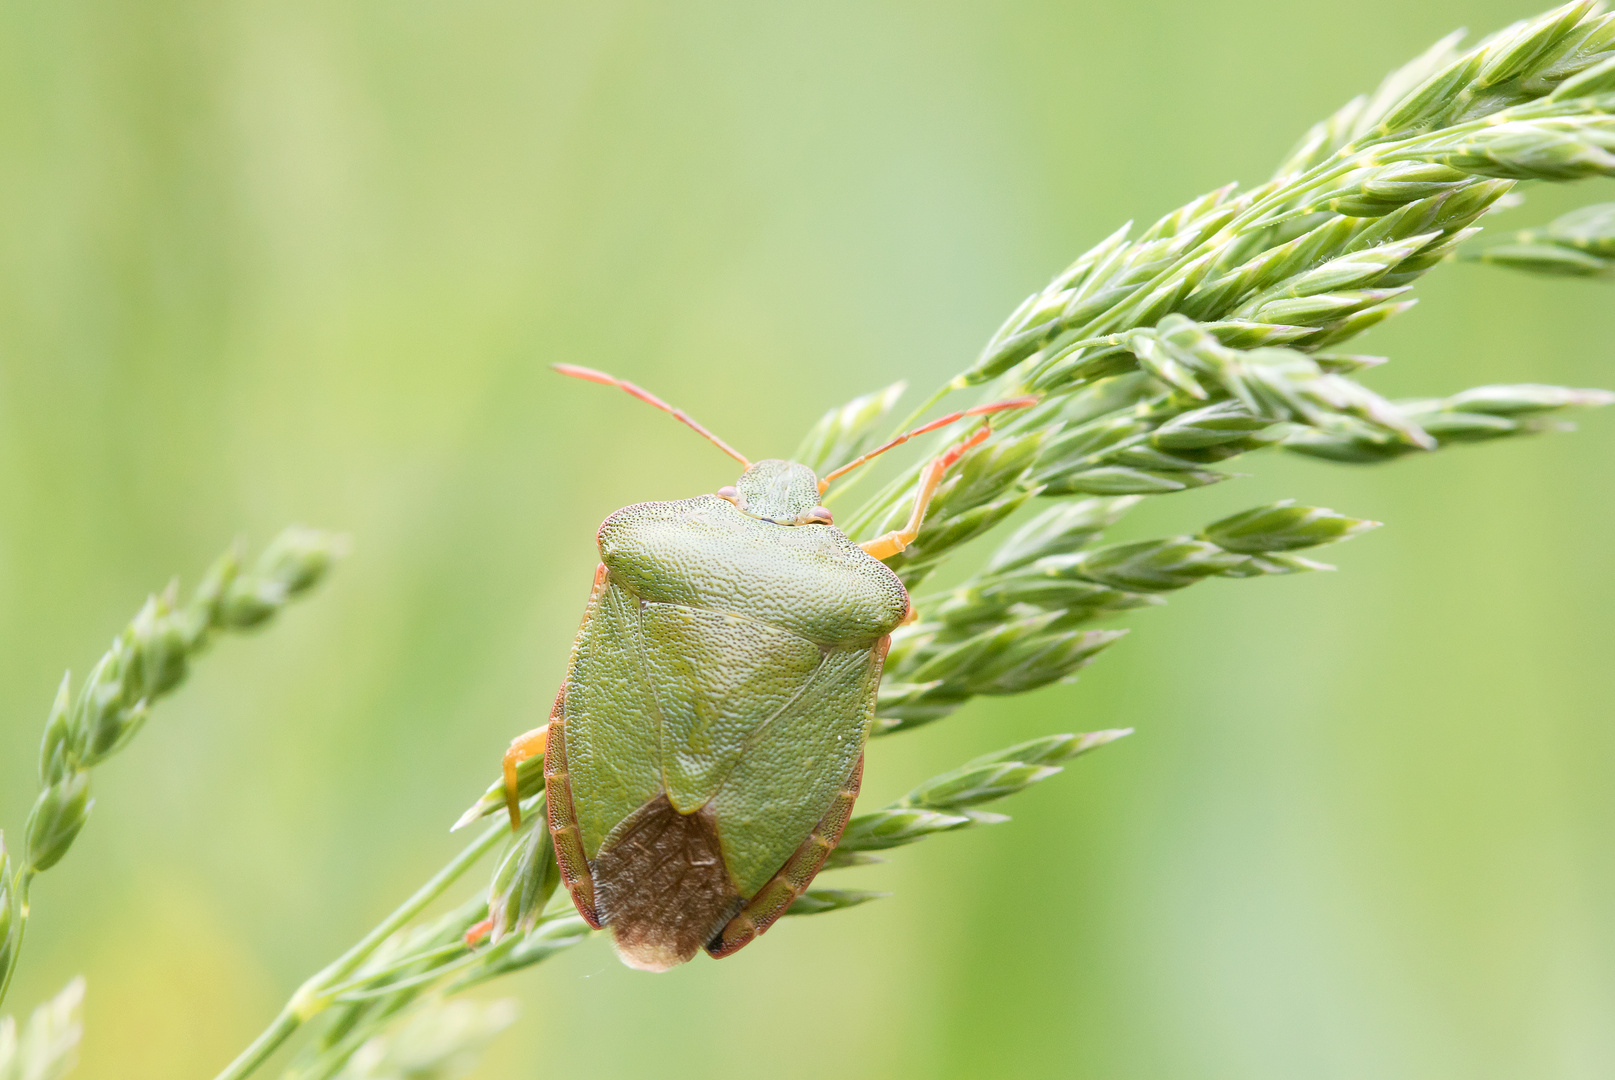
798, 506, 834, 526
716, 486, 744, 508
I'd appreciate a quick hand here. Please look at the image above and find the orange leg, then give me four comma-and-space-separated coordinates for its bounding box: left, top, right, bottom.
463, 916, 496, 947
860, 425, 992, 561
502, 723, 550, 830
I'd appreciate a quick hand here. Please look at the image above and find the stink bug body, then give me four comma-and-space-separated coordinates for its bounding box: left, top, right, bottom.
500, 366, 1033, 971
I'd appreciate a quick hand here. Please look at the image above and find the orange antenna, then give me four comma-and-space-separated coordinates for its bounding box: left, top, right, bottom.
554, 364, 750, 468
819, 395, 1039, 489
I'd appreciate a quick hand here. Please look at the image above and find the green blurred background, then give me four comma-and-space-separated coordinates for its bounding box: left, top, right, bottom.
1, 1, 1612, 1077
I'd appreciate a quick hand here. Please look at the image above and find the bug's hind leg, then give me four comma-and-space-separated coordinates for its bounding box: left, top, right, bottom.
860, 426, 993, 561
502, 724, 549, 830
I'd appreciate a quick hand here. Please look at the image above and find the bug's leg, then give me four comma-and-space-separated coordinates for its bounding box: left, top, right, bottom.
860, 425, 993, 561
502, 724, 550, 830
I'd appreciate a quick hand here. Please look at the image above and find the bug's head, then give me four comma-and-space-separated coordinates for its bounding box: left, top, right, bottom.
551, 364, 1036, 532
548, 365, 835, 528
717, 460, 833, 527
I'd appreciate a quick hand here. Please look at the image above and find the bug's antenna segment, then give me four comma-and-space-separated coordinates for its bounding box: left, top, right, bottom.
819, 395, 1038, 490
554, 364, 751, 467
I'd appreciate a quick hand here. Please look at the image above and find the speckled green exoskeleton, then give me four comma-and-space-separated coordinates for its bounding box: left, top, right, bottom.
499, 365, 1033, 971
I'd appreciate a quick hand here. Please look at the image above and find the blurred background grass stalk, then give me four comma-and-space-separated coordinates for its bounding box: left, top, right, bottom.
0, 530, 339, 1013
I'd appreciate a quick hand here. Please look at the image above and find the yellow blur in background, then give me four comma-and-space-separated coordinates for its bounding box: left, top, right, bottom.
0, 1, 1612, 1077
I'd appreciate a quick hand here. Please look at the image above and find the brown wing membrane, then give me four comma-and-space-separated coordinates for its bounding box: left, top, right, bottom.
593, 796, 744, 971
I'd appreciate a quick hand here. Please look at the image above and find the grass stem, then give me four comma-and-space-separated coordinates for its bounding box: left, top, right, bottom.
211, 817, 509, 1080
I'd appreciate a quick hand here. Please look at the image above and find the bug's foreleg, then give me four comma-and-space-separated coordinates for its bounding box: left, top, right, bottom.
859, 425, 992, 561
502, 723, 550, 830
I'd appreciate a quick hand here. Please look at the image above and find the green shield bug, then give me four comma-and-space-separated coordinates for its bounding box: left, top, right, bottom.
499, 365, 1034, 971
